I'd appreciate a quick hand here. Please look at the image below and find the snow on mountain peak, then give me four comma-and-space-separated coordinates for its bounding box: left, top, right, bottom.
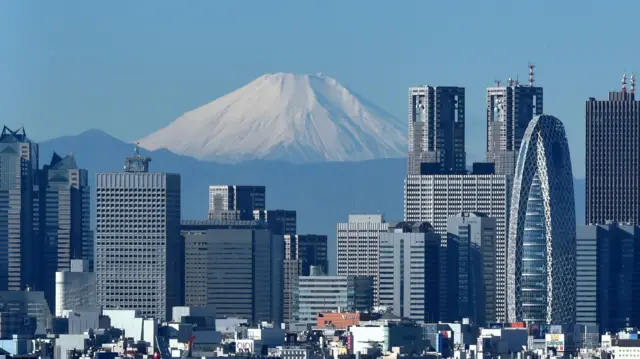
138, 73, 408, 163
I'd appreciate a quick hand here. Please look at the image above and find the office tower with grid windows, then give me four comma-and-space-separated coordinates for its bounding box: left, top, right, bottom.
95, 146, 182, 321
586, 77, 640, 225
407, 86, 465, 175
180, 220, 280, 324
447, 212, 497, 325
378, 221, 440, 323
208, 185, 265, 220
254, 209, 297, 236
404, 167, 508, 321
0, 127, 39, 293
336, 214, 388, 305
283, 234, 327, 327
507, 115, 576, 325
485, 73, 543, 178
38, 152, 91, 313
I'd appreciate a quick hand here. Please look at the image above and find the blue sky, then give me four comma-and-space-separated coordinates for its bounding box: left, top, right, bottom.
0, 0, 635, 177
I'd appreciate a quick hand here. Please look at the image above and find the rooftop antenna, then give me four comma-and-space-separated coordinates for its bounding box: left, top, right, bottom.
515, 75, 520, 86
632, 73, 636, 94
495, 79, 502, 87
622, 72, 628, 93
508, 77, 514, 87
528, 64, 535, 87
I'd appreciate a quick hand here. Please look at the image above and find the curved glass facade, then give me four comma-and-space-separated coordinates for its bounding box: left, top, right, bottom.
521, 174, 547, 322
507, 115, 576, 325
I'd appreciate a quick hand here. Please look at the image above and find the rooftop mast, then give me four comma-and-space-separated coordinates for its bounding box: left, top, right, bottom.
528, 64, 535, 87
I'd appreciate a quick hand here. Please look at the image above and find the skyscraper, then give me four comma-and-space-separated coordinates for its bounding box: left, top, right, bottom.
336, 214, 388, 305
0, 126, 39, 292
254, 209, 297, 236
378, 222, 440, 323
181, 220, 283, 324
447, 212, 497, 324
95, 146, 182, 321
408, 86, 465, 175
283, 234, 327, 327
507, 114, 576, 325
38, 153, 91, 312
404, 168, 508, 321
576, 223, 640, 333
486, 72, 543, 178
208, 185, 266, 220
586, 77, 640, 225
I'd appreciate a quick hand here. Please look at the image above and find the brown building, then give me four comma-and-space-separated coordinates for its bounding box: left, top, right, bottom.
316, 312, 380, 330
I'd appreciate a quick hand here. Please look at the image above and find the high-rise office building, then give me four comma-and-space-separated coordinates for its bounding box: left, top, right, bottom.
95, 146, 182, 321
408, 86, 465, 175
586, 78, 640, 225
0, 126, 39, 292
447, 212, 497, 325
336, 214, 389, 305
293, 270, 373, 331
254, 209, 297, 236
486, 72, 543, 178
283, 234, 327, 327
404, 168, 508, 321
507, 115, 576, 325
378, 222, 440, 323
181, 220, 283, 324
208, 185, 266, 220
576, 223, 640, 333
38, 153, 91, 313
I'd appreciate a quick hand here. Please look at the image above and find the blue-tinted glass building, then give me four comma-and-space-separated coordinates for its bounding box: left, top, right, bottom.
0, 127, 39, 292
507, 115, 576, 325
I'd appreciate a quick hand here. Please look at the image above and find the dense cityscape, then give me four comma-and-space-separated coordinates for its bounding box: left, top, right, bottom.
0, 66, 638, 359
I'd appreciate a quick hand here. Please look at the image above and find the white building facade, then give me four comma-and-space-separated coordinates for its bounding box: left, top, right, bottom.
336, 214, 388, 305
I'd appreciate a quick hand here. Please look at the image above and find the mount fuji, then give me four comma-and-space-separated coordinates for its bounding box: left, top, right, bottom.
138, 73, 407, 163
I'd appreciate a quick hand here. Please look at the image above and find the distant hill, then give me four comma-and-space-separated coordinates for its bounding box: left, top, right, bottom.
40, 129, 586, 273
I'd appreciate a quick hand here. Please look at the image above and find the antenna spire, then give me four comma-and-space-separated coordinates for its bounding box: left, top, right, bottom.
622, 72, 628, 93
495, 80, 501, 87
528, 64, 535, 87
632, 73, 636, 94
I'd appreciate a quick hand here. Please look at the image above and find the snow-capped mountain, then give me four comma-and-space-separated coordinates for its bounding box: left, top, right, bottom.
138, 73, 407, 163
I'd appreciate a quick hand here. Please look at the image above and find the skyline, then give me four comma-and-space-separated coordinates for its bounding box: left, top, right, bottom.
3, 1, 640, 177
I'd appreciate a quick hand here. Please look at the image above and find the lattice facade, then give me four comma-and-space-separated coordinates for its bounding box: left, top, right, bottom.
507, 114, 576, 325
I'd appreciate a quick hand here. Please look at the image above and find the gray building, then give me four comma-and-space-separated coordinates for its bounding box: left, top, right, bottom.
586, 80, 640, 225
181, 220, 283, 324
95, 146, 182, 321
485, 74, 543, 178
404, 168, 508, 321
408, 86, 465, 175
293, 270, 373, 330
208, 185, 265, 221
254, 209, 297, 236
54, 259, 96, 317
283, 234, 327, 327
577, 223, 640, 333
0, 291, 51, 335
336, 214, 388, 305
38, 153, 91, 313
447, 212, 497, 325
0, 127, 39, 293
378, 222, 440, 323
